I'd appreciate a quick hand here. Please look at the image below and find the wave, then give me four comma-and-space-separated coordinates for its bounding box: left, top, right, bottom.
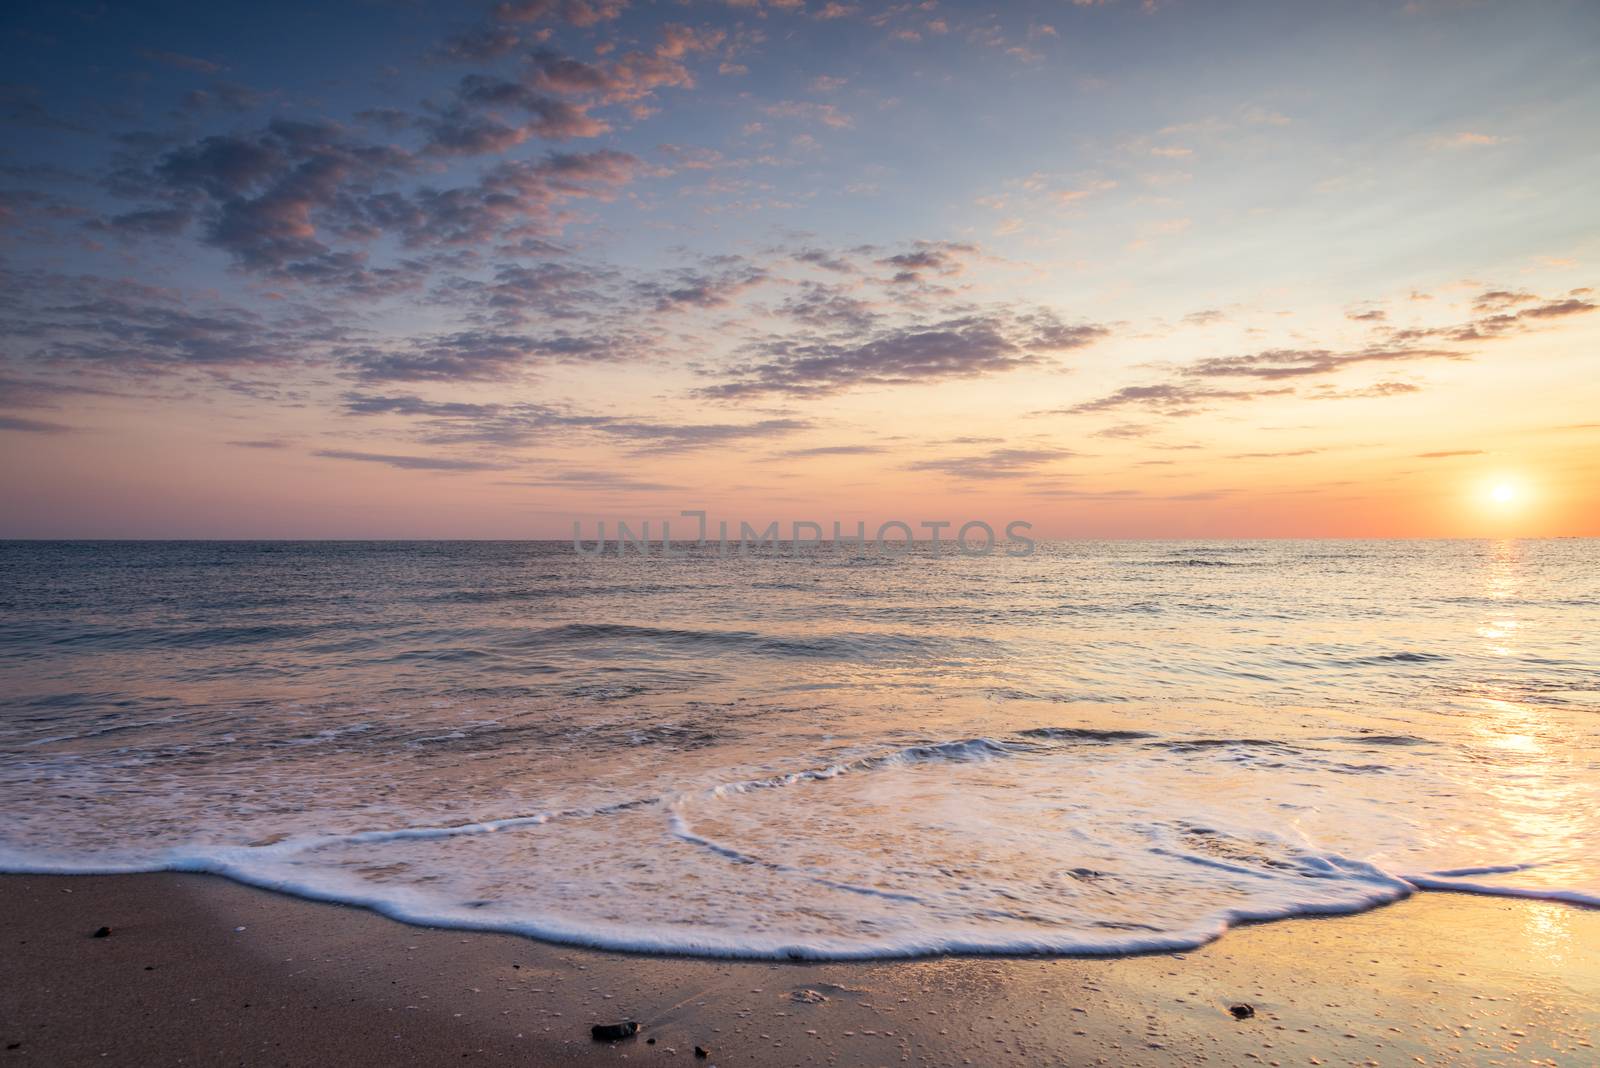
3, 723, 1594, 959
511, 623, 994, 661
0, 842, 1421, 961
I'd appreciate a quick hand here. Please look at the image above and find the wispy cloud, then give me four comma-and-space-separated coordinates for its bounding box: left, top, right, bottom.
1429, 131, 1503, 149
775, 444, 886, 458
0, 414, 72, 433
313, 449, 503, 471
501, 469, 682, 492
1056, 383, 1294, 416
905, 446, 1074, 480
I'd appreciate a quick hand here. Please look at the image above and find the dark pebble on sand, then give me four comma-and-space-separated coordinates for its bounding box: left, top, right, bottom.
695, 1045, 710, 1058
92, 926, 111, 938
591, 1021, 639, 1041
1229, 1003, 1254, 1019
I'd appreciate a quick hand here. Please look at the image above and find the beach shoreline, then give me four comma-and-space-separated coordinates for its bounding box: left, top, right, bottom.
1, 873, 1594, 1066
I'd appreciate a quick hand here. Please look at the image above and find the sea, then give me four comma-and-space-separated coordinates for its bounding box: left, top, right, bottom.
1, 539, 1595, 958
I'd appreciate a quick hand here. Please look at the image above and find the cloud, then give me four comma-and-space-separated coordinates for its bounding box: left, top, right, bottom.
341, 329, 626, 383
1241, 106, 1291, 126
148, 121, 415, 275
1183, 345, 1462, 380
226, 439, 289, 448
343, 394, 498, 418
1060, 383, 1294, 416
420, 257, 614, 330
2, 269, 309, 372
1416, 449, 1483, 458
502, 469, 682, 492
762, 101, 853, 129
1391, 292, 1596, 343
85, 205, 191, 236
599, 417, 811, 454
790, 247, 856, 273
342, 393, 608, 446
341, 392, 809, 454
1310, 381, 1422, 399
469, 261, 611, 323
493, 0, 627, 27
1054, 179, 1118, 204
139, 50, 224, 74
428, 76, 610, 151
1061, 309, 1518, 418
178, 81, 263, 115
381, 150, 643, 251
0, 414, 71, 433
1227, 448, 1322, 459
1053, 284, 1584, 422
0, 84, 88, 132
0, 374, 123, 409
1517, 298, 1595, 319
105, 120, 644, 286
636, 263, 768, 311
701, 311, 1106, 398
775, 443, 886, 458
432, 26, 524, 62
520, 36, 716, 110
905, 446, 1074, 480
0, 189, 77, 231
1025, 486, 1236, 502
875, 240, 975, 284
1471, 289, 1535, 312
778, 283, 880, 331
1091, 423, 1153, 439
1429, 131, 1502, 149
313, 449, 503, 471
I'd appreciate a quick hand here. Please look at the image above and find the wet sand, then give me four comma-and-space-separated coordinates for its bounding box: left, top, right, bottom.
1, 873, 1595, 1066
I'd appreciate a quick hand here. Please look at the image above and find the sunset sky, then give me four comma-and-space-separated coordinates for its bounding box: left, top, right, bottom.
2, 0, 1597, 538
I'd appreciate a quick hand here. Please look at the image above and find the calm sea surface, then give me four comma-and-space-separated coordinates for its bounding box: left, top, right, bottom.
1, 540, 1596, 957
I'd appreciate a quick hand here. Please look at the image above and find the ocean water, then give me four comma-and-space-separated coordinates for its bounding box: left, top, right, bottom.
0, 539, 1596, 958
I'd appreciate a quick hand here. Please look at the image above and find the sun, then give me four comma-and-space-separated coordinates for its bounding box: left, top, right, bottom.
1480, 477, 1533, 515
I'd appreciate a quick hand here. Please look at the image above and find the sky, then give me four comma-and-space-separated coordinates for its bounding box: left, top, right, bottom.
1, 0, 1597, 539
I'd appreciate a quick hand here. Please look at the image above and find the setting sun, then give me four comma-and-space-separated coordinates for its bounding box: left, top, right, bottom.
1492, 483, 1518, 505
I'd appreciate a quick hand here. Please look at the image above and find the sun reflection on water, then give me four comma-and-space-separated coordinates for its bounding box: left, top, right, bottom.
1456, 541, 1593, 896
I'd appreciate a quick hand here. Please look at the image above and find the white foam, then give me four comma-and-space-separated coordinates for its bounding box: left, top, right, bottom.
3, 727, 1593, 960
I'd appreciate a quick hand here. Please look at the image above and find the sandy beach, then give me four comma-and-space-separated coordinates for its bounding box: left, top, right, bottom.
1, 873, 1593, 1066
